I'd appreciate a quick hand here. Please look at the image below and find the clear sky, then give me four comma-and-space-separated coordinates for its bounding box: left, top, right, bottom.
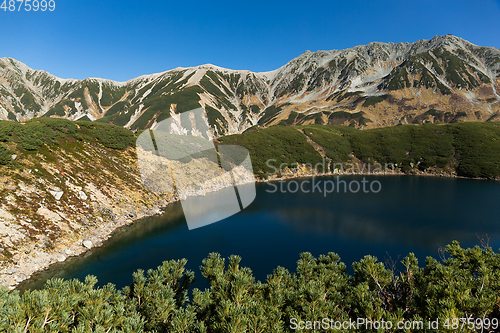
1, 0, 499, 82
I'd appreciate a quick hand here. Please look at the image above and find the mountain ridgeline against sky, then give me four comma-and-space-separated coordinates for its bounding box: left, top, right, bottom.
1, 35, 499, 136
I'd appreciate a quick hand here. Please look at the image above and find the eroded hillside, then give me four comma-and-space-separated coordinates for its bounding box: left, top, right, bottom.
0, 118, 173, 288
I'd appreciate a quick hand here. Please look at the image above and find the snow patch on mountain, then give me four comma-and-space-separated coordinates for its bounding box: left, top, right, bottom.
187, 68, 207, 86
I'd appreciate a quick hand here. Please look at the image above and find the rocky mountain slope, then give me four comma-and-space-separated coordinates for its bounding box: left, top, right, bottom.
0, 118, 174, 289
1, 35, 499, 136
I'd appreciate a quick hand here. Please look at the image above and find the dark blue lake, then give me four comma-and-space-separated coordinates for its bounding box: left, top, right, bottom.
17, 175, 500, 292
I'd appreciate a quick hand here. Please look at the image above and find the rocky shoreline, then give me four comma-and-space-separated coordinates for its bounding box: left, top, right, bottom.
256, 162, 500, 183
259, 169, 443, 183
1, 196, 179, 290
2, 158, 256, 290
0, 139, 184, 291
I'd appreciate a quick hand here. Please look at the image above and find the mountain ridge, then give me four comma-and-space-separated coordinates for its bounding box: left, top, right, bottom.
1, 35, 499, 136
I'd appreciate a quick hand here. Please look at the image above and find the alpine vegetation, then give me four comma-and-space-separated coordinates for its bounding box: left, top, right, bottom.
0, 242, 499, 332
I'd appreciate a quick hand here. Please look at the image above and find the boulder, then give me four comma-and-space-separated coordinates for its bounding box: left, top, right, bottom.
37, 207, 62, 222
82, 240, 92, 249
1, 268, 15, 275
49, 190, 64, 201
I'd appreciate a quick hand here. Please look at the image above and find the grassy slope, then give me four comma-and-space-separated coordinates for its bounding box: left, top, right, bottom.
0, 117, 135, 156
219, 122, 500, 179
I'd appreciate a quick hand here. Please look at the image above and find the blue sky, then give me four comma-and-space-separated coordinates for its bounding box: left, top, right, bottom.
1, 0, 499, 81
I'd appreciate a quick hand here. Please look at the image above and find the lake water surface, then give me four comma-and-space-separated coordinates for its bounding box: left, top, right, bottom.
17, 175, 500, 292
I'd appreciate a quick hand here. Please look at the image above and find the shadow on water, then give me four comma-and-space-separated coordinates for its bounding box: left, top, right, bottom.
16, 175, 500, 294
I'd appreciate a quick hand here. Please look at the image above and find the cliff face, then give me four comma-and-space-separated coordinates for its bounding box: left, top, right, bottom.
0, 119, 174, 289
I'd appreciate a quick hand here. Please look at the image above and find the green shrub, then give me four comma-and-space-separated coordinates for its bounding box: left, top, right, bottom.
0, 121, 15, 142
219, 126, 323, 177
0, 118, 135, 154
450, 122, 500, 178
76, 121, 135, 149
3, 243, 500, 332
363, 95, 388, 107
0, 144, 12, 165
219, 122, 500, 179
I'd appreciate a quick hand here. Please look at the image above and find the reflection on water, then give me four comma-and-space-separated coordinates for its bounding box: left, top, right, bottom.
17, 175, 500, 293
265, 176, 500, 250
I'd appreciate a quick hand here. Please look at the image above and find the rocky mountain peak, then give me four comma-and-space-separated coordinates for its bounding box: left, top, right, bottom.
0, 35, 499, 135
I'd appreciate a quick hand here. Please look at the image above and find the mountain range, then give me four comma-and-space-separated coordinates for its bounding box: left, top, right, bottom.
1, 35, 499, 136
